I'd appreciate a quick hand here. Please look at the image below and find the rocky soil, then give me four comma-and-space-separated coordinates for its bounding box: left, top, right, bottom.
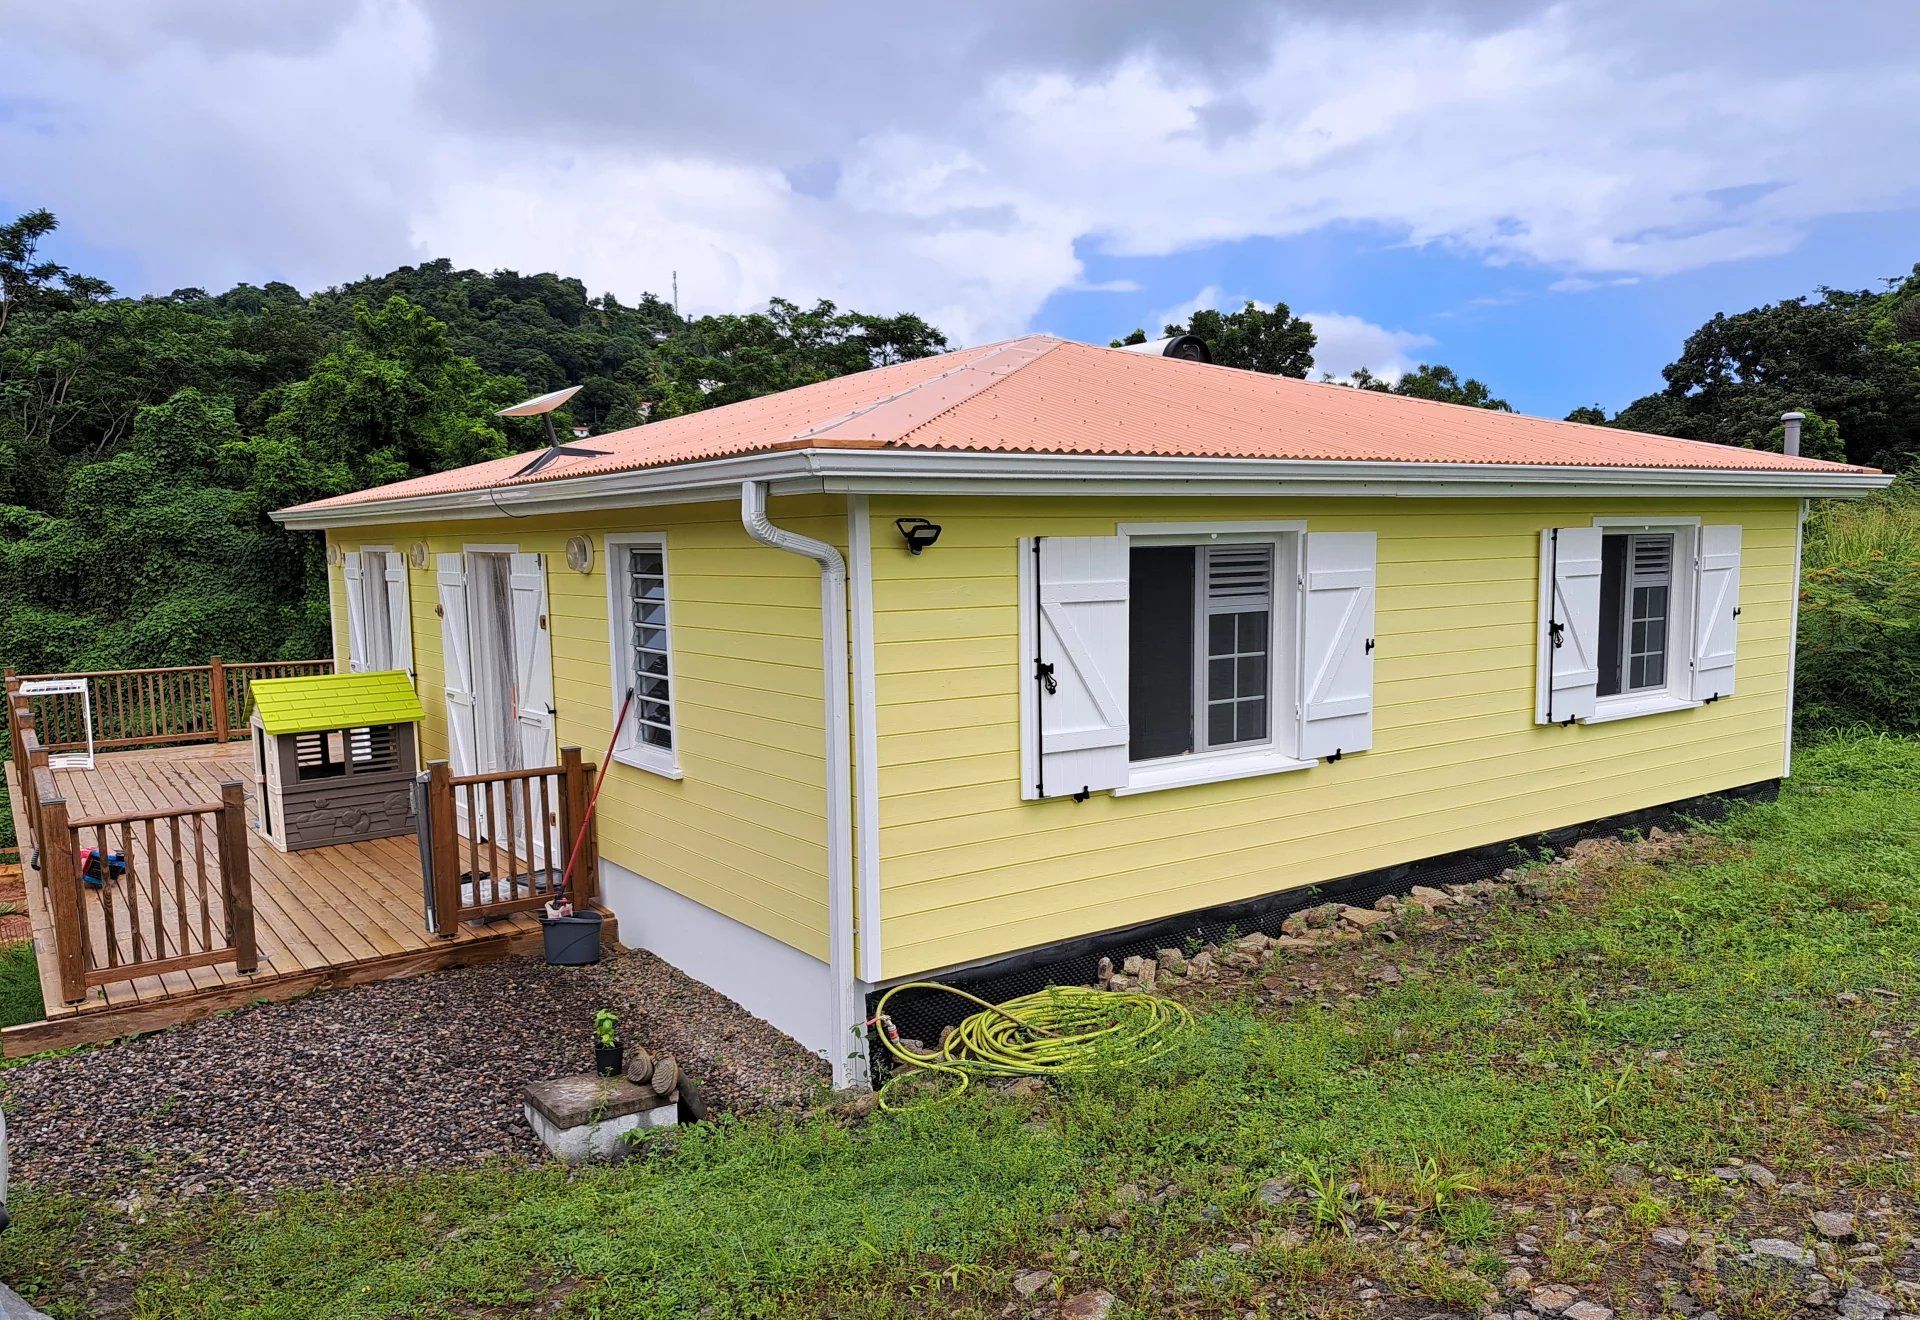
0, 948, 825, 1202
985, 828, 1920, 1319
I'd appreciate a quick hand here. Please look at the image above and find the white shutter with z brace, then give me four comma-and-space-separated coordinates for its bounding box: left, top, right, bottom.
1689, 524, 1741, 702
1296, 531, 1377, 760
1536, 527, 1603, 724
384, 553, 413, 676
435, 554, 480, 781
341, 551, 368, 673
1026, 536, 1129, 800
509, 552, 557, 771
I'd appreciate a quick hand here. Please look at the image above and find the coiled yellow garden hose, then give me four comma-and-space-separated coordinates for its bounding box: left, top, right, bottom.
869, 980, 1192, 1111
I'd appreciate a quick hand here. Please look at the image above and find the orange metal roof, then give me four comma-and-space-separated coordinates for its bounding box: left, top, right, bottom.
284, 335, 1874, 513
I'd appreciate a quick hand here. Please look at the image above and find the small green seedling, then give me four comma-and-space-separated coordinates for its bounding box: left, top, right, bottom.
594, 1008, 619, 1049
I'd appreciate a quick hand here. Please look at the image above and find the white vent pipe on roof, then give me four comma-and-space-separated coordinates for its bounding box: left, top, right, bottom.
1781, 411, 1805, 458
740, 480, 865, 1089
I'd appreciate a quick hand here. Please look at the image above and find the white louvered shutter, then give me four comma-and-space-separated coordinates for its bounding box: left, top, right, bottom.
1689, 524, 1742, 702
1537, 527, 1603, 724
342, 551, 368, 673
436, 553, 479, 788
384, 553, 413, 676
1028, 536, 1130, 799
509, 552, 557, 771
1296, 531, 1377, 760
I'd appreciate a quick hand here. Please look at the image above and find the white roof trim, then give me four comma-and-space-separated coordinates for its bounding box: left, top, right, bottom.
274, 447, 1891, 529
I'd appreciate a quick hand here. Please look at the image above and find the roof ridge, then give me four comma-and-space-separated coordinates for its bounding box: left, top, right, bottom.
795, 336, 1061, 446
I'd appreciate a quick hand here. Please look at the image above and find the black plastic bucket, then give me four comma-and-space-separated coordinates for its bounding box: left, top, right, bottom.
541, 910, 604, 966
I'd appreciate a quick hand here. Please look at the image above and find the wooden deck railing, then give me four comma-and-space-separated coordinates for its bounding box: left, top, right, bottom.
4, 683, 258, 1002
9, 658, 333, 752
422, 748, 598, 937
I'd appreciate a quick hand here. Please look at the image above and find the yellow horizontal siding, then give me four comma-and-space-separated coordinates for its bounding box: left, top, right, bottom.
328, 496, 845, 960
869, 495, 1801, 977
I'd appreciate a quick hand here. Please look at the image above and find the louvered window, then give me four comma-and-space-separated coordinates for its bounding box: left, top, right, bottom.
607, 535, 679, 776
1597, 531, 1676, 696
1201, 545, 1272, 748
1129, 541, 1278, 761
347, 724, 397, 773
293, 730, 347, 781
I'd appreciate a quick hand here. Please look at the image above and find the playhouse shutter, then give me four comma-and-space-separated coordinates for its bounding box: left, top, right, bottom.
1537, 527, 1603, 724
342, 552, 368, 673
384, 553, 413, 676
1296, 531, 1377, 760
1027, 535, 1130, 799
1689, 524, 1742, 702
435, 553, 479, 778
509, 552, 557, 771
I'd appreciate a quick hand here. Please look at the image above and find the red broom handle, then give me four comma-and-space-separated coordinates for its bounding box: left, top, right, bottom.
558, 686, 633, 907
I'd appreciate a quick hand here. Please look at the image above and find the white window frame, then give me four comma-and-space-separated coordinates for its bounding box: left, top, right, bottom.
1113, 520, 1313, 796
605, 532, 683, 780
1583, 516, 1702, 725
356, 545, 398, 672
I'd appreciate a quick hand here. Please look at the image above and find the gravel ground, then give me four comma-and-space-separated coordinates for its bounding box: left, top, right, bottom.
0, 949, 826, 1202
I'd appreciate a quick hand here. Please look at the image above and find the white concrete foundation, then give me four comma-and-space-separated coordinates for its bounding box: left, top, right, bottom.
598, 856, 869, 1063
524, 1098, 678, 1163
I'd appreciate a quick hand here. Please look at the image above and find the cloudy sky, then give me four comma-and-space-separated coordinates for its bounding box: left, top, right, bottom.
4, 1, 1918, 415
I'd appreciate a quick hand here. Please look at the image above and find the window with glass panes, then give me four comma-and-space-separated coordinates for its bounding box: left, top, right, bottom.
1596, 531, 1675, 697
1128, 541, 1276, 761
626, 545, 674, 751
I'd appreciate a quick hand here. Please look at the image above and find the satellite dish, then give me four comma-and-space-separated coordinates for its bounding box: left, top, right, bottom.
496, 385, 608, 477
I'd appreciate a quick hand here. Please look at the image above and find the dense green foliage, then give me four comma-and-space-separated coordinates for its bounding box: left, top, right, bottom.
1598, 265, 1920, 469
0, 212, 945, 674
1114, 299, 1318, 378
3, 734, 1916, 1316
1336, 362, 1513, 410
1797, 479, 1920, 734
0, 940, 43, 1029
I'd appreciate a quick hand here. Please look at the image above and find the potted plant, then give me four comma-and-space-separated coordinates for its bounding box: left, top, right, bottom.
593, 1008, 623, 1077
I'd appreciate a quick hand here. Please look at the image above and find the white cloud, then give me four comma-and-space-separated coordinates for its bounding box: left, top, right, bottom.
1298, 311, 1435, 383
3, 1, 1918, 344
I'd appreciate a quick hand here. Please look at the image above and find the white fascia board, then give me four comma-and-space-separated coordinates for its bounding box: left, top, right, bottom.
807, 451, 1893, 501
274, 447, 1892, 529
271, 451, 828, 529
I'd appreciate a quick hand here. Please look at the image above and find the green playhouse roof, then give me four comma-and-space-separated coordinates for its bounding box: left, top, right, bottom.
250, 670, 425, 736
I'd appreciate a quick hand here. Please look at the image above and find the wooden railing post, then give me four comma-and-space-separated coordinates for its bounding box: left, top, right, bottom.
559, 746, 599, 909
426, 760, 460, 937
209, 656, 229, 743
217, 781, 258, 973
25, 740, 49, 849
38, 795, 89, 1004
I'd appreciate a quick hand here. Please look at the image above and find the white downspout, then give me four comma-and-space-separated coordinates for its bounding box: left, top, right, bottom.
740, 481, 866, 1088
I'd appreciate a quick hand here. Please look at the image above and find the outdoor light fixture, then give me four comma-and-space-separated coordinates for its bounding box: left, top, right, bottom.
895, 517, 942, 555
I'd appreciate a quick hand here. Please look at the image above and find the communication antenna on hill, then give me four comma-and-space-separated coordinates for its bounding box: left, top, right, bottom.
497, 384, 605, 478
672, 269, 679, 316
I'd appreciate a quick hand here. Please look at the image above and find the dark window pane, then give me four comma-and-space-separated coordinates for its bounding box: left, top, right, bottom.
1597, 534, 1627, 697
1238, 610, 1268, 651
1208, 657, 1234, 695
640, 724, 672, 749
1207, 702, 1236, 746
630, 551, 663, 576
1208, 612, 1234, 653
1237, 656, 1267, 697
1236, 698, 1268, 743
1128, 546, 1197, 760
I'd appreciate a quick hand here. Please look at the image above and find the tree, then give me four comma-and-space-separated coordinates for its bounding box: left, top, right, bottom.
1325, 362, 1512, 410
1612, 267, 1920, 468
1564, 405, 1608, 425
647, 298, 947, 419
1114, 300, 1317, 378
1386, 363, 1511, 411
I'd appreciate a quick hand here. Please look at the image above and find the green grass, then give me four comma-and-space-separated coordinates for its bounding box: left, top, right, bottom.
0, 940, 43, 1030
4, 732, 1920, 1318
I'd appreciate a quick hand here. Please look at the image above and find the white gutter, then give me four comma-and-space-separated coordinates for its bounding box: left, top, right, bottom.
275, 448, 1892, 529
740, 480, 866, 1089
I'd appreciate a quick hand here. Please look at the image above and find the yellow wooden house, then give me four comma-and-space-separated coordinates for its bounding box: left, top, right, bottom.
276, 336, 1888, 1085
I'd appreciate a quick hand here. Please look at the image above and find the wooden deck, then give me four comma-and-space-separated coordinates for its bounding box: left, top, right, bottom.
4, 742, 604, 1055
